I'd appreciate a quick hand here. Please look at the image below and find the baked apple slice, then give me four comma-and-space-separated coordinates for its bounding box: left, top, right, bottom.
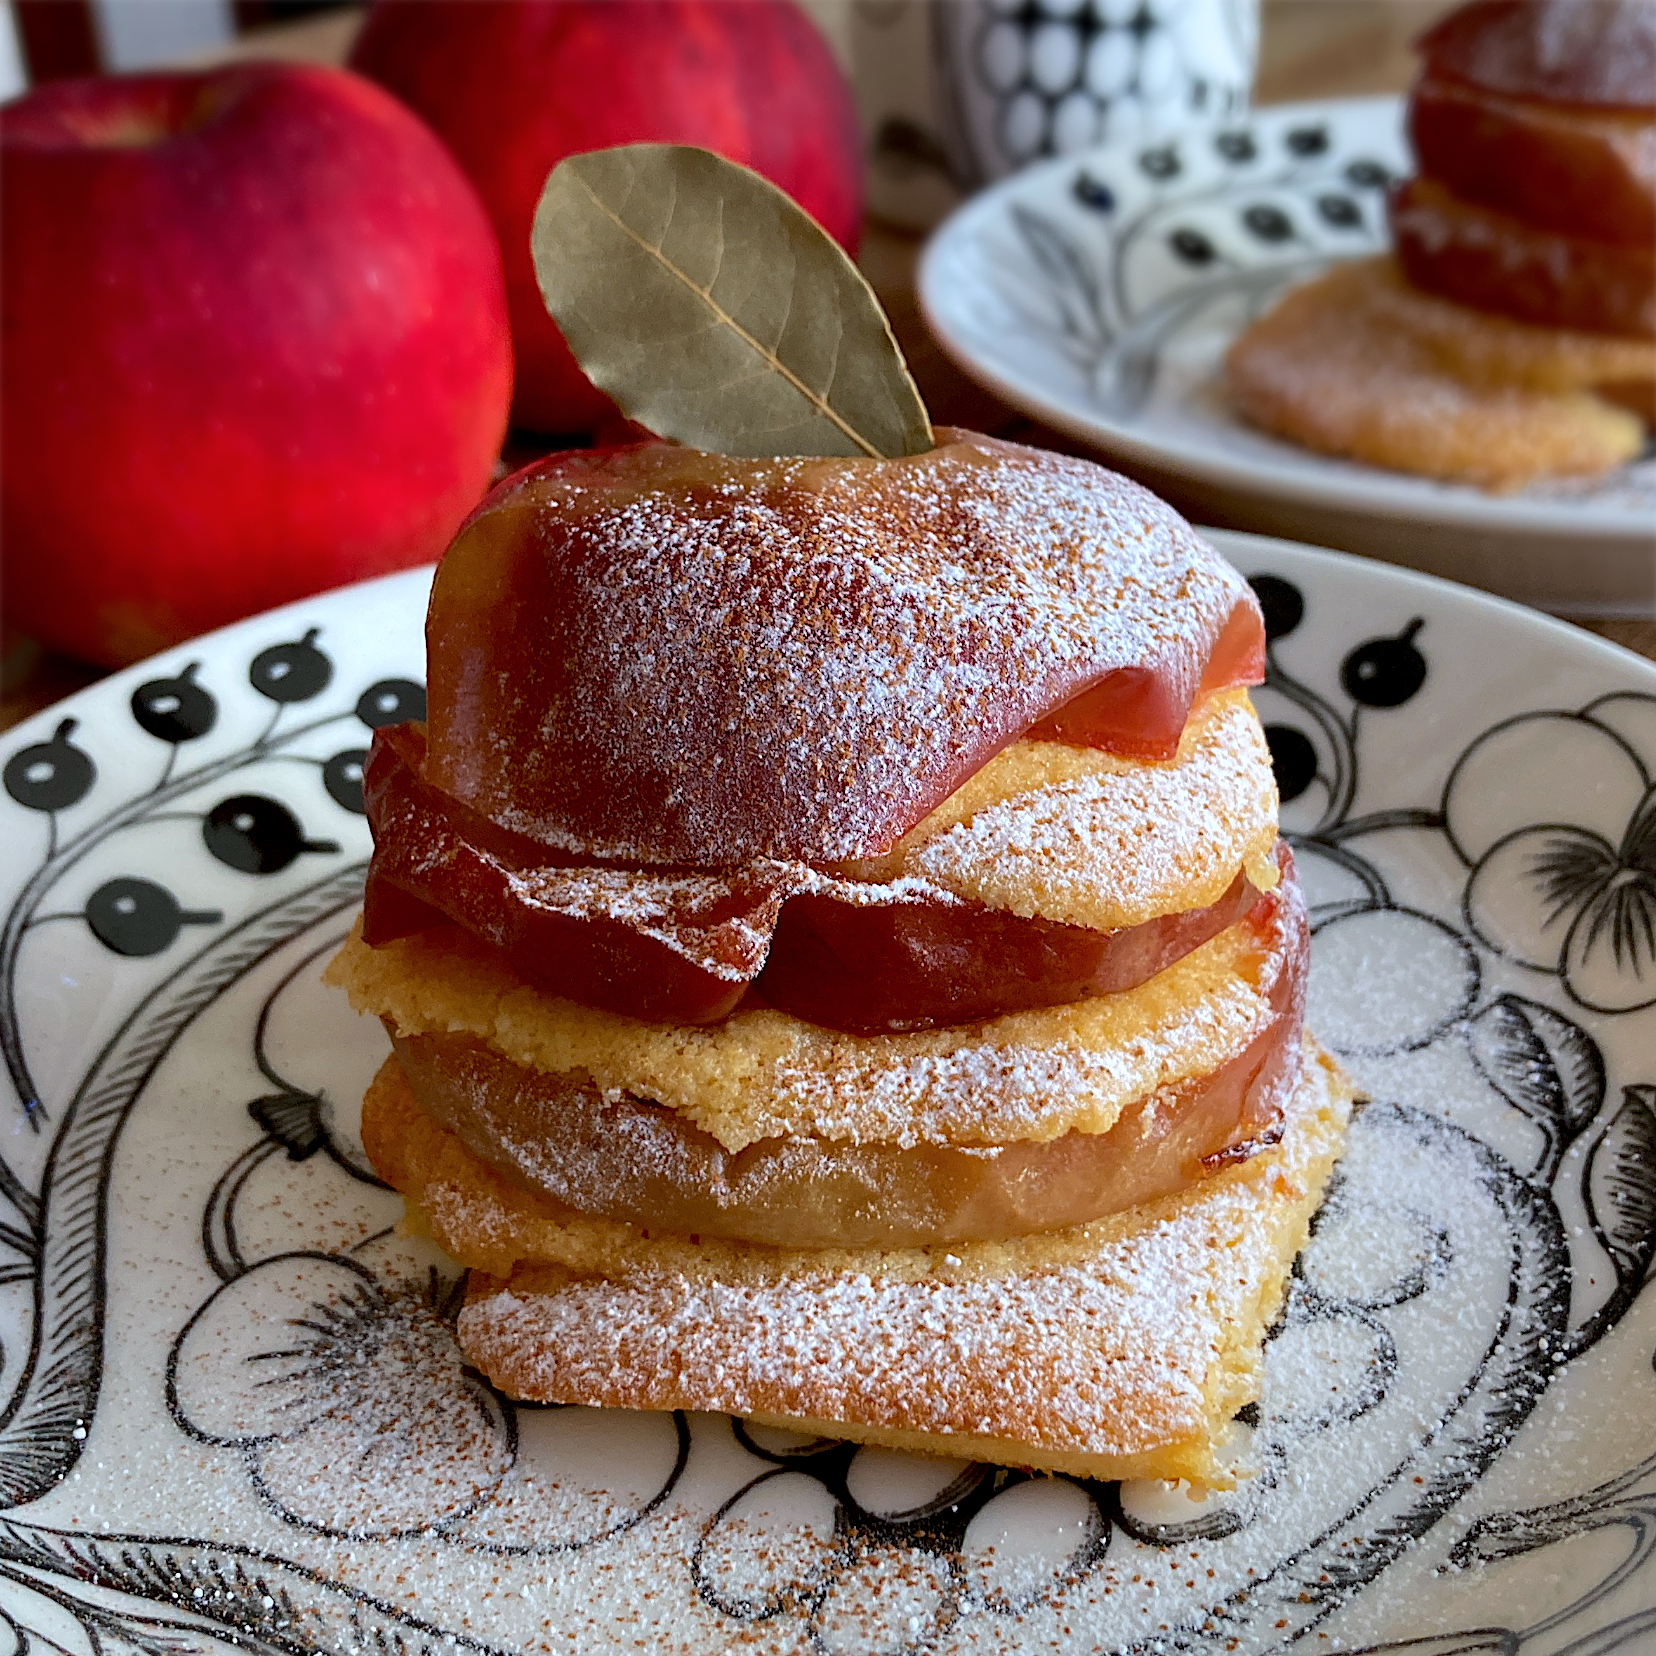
418, 430, 1264, 868
1409, 70, 1656, 247
363, 721, 1281, 1030
1390, 175, 1655, 337
381, 861, 1307, 1247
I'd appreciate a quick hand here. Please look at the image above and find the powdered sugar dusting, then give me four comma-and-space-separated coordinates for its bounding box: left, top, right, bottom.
905, 690, 1279, 930
456, 1049, 1351, 1482
1226, 259, 1646, 489
370, 691, 1278, 987
333, 898, 1296, 1151
423, 431, 1255, 866
501, 866, 787, 982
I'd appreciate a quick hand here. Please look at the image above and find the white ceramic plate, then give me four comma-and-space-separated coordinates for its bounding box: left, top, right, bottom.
919, 97, 1656, 618
2, 541, 1655, 1654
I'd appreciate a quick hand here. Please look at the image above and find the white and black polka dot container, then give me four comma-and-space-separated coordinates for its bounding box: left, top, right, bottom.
854, 0, 1257, 229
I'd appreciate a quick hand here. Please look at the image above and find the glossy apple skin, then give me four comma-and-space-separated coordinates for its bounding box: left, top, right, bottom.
360, 720, 1279, 1032
392, 997, 1299, 1246
361, 723, 771, 1024
0, 65, 512, 668
1390, 175, 1655, 338
349, 0, 862, 435
1415, 0, 1656, 112
1409, 71, 1656, 247
382, 869, 1306, 1245
753, 859, 1270, 1032
418, 436, 1264, 869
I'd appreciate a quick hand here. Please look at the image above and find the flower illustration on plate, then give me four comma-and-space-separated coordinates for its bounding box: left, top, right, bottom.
693, 1427, 1110, 1648
168, 1251, 513, 1538
1444, 693, 1656, 1014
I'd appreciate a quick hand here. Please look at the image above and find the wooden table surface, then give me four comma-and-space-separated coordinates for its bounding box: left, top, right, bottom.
2, 0, 1651, 733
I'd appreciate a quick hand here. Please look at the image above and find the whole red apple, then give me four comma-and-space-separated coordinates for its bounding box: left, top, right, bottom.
1, 64, 513, 668
349, 0, 861, 434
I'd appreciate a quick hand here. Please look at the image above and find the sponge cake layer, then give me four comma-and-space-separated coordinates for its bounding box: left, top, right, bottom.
434, 1044, 1352, 1489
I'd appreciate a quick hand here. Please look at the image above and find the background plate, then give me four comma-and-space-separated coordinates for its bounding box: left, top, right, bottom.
919, 98, 1656, 618
1, 540, 1655, 1653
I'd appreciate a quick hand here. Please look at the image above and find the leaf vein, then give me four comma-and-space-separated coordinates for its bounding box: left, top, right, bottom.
571, 170, 880, 458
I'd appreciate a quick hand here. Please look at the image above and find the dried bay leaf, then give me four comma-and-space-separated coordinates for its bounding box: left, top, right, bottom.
531, 143, 933, 459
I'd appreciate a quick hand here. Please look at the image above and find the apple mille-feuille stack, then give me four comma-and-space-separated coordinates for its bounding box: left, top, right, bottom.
326, 430, 1351, 1487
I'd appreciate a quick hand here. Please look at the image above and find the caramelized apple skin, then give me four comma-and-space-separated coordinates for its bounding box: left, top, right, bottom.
1409, 72, 1656, 247
420, 431, 1263, 866
362, 719, 1280, 1031
387, 876, 1305, 1247
1414, 0, 1656, 112
1025, 599, 1264, 754
757, 859, 1269, 1033
1390, 176, 1656, 338
361, 723, 765, 1023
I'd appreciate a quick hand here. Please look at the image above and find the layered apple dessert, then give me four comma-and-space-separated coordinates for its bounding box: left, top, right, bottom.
327, 429, 1352, 1487
1226, 0, 1656, 490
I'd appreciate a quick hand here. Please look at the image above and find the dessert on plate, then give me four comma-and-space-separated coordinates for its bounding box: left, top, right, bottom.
1226, 0, 1656, 491
327, 144, 1353, 1488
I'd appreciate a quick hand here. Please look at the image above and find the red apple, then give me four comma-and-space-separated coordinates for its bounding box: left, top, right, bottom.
1, 64, 513, 668
349, 0, 862, 434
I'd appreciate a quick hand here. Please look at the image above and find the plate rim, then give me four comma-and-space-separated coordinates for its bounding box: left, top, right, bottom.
0, 561, 439, 753
1204, 527, 1656, 683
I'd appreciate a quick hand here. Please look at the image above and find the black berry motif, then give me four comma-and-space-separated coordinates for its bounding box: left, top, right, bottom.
4, 719, 95, 813
3, 563, 1654, 1656
1345, 158, 1393, 189
1249, 573, 1440, 840
131, 663, 217, 744
355, 679, 425, 730
1265, 724, 1319, 803
323, 750, 368, 815
1343, 619, 1427, 708
203, 794, 340, 874
1316, 194, 1363, 229
1249, 574, 1305, 642
1169, 226, 1218, 265
1007, 105, 1402, 425
84, 877, 221, 958
1242, 203, 1295, 243
250, 628, 332, 704
1139, 144, 1181, 181
1071, 171, 1115, 212
1286, 125, 1330, 157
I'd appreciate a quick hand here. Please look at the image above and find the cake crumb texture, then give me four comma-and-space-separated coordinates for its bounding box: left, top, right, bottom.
448, 1045, 1351, 1489
840, 688, 1280, 931
327, 896, 1294, 1151
1225, 257, 1648, 488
